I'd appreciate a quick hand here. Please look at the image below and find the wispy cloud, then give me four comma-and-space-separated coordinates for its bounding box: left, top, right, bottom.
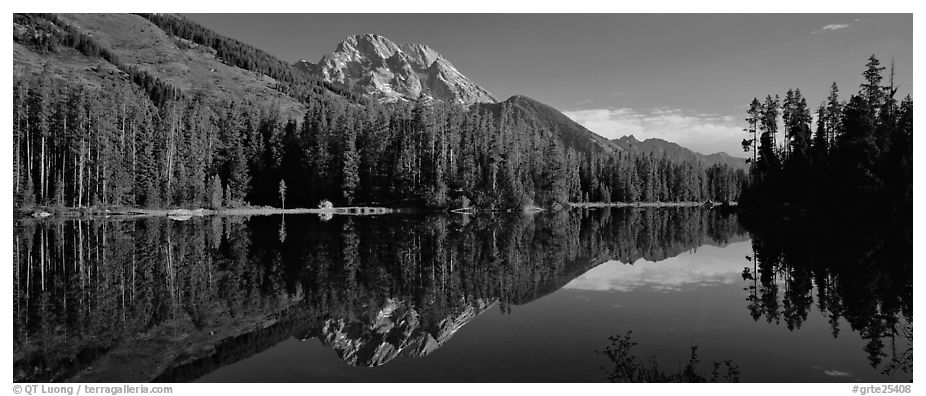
812, 22, 852, 34
564, 241, 751, 293
824, 370, 851, 377
563, 107, 745, 156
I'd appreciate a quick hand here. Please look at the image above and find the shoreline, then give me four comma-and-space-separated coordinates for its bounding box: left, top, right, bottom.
15, 206, 395, 220
16, 201, 733, 221
567, 201, 734, 208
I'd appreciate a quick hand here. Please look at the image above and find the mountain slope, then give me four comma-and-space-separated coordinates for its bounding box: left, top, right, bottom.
16, 13, 367, 122
481, 95, 621, 156
40, 13, 308, 118
16, 13, 738, 170
613, 135, 748, 170
297, 34, 497, 105
703, 152, 750, 170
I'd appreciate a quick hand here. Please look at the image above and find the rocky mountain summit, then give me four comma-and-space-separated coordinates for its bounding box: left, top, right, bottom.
296, 34, 497, 105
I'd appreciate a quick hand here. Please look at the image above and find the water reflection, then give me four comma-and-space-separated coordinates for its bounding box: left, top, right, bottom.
565, 240, 750, 292
740, 218, 913, 378
598, 331, 740, 383
11, 208, 910, 382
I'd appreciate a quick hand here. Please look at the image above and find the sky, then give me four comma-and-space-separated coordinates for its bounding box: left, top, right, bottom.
184, 14, 912, 156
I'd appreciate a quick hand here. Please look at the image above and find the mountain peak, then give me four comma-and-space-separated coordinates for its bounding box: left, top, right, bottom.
336, 34, 400, 57
297, 34, 496, 105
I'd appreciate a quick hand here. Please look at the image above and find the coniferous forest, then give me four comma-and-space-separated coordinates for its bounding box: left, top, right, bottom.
739, 55, 912, 222
11, 13, 913, 384
12, 13, 747, 211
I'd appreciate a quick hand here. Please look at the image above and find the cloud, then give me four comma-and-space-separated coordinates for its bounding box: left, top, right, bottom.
564, 241, 751, 293
562, 107, 745, 156
813, 22, 852, 34
822, 23, 849, 31
824, 370, 851, 377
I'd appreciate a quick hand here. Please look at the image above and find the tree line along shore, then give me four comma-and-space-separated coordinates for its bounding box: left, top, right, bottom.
16, 200, 737, 221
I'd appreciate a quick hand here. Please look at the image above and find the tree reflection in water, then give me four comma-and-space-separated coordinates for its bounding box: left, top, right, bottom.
13, 208, 743, 382
740, 216, 912, 378
13, 207, 910, 382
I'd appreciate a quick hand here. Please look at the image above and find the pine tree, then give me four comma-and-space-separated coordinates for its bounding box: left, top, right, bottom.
540, 138, 568, 206
223, 183, 234, 208
27, 72, 51, 205
278, 179, 287, 209
837, 95, 879, 195
757, 95, 781, 178
22, 176, 36, 208
219, 105, 250, 207
209, 175, 223, 209
340, 117, 360, 205
810, 106, 828, 164
781, 89, 795, 158
743, 98, 761, 170
825, 82, 842, 147
860, 55, 886, 117
785, 89, 812, 167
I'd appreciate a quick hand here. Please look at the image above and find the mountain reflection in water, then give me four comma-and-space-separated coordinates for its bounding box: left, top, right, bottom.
12, 208, 910, 382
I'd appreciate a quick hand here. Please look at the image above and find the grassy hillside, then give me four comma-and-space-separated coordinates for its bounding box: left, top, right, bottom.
13, 42, 124, 88
51, 13, 306, 119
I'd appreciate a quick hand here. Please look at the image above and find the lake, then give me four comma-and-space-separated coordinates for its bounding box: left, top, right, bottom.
12, 208, 911, 382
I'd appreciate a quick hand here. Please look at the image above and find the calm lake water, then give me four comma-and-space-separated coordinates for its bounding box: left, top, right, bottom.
13, 208, 911, 382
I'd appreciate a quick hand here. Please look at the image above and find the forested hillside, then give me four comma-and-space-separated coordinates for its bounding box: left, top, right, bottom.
612, 135, 749, 170
13, 13, 747, 211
